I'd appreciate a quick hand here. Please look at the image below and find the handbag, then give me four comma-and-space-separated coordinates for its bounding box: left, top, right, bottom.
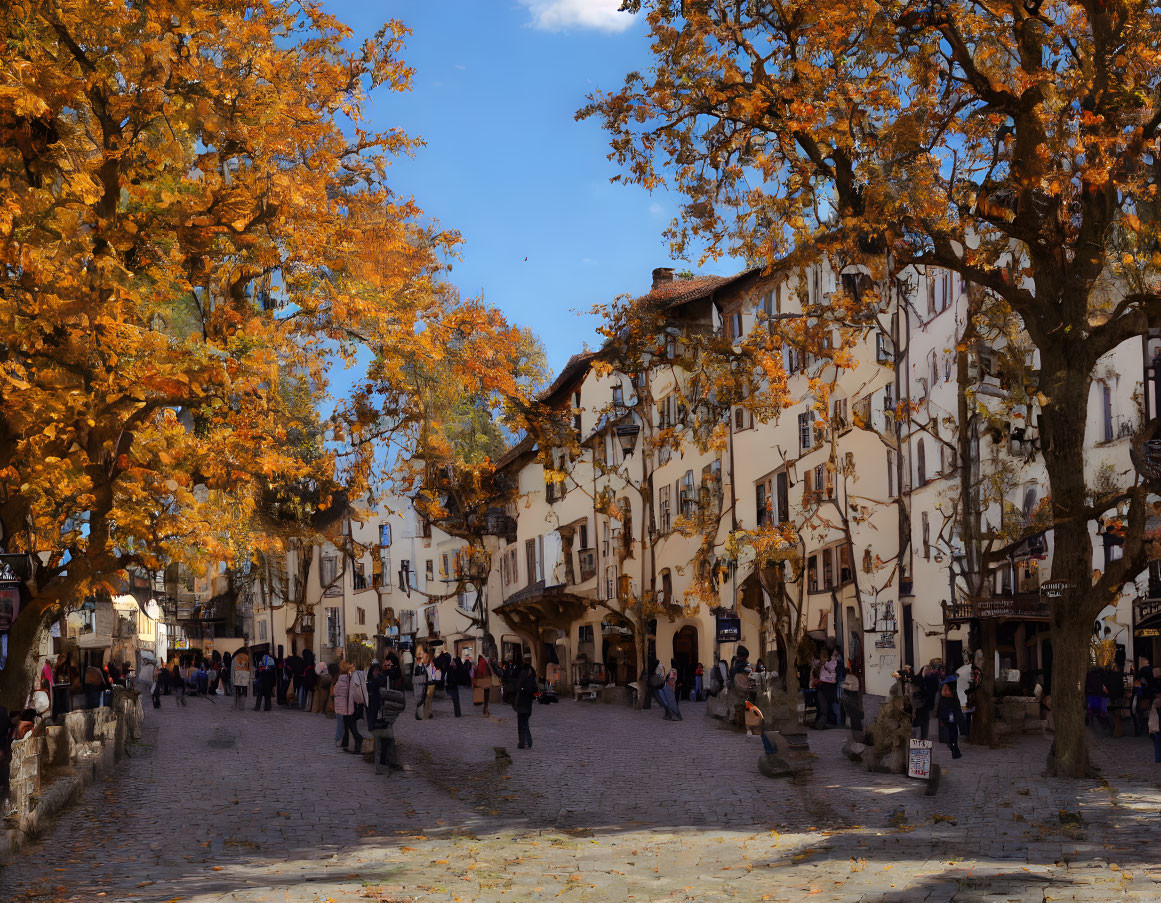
473, 685, 485, 706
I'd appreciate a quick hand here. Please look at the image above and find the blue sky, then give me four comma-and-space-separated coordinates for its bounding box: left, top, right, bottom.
326, 0, 738, 375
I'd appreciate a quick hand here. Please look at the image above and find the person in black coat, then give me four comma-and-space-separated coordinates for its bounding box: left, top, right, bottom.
936, 675, 965, 759
513, 657, 538, 750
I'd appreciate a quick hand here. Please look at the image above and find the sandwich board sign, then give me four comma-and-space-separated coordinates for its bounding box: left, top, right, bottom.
907, 738, 933, 780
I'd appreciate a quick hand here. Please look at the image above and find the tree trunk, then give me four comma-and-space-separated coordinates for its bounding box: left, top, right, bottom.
1047, 606, 1094, 777
0, 596, 54, 712
969, 618, 998, 746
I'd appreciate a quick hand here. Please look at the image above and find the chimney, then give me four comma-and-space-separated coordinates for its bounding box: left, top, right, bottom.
652, 267, 676, 289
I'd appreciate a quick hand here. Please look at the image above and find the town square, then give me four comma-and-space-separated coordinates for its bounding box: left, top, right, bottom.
3, 1, 1161, 901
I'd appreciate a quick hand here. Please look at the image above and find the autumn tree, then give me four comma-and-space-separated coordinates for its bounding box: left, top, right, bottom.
0, 0, 500, 708
586, 0, 1161, 777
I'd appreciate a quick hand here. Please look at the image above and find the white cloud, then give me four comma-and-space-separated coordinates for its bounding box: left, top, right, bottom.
519, 0, 634, 33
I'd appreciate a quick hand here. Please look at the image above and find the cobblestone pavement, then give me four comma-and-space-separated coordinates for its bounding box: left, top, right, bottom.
3, 690, 1161, 902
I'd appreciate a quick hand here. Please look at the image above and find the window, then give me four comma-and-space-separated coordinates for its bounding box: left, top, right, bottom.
603, 522, 611, 557
357, 606, 366, 626
822, 548, 834, 588
605, 565, 617, 600
538, 535, 545, 582
425, 559, 434, 581
798, 411, 814, 450
734, 406, 748, 431
1102, 384, 1114, 441
665, 335, 677, 359
326, 607, 341, 647
680, 470, 696, 517
785, 344, 802, 374
808, 555, 819, 592
353, 559, 367, 591
579, 624, 594, 645
441, 554, 449, 578
832, 397, 848, 431
579, 522, 589, 550
661, 570, 673, 604
526, 540, 537, 587
258, 619, 267, 641
756, 480, 770, 528
776, 472, 789, 524
659, 484, 672, 533
321, 555, 338, 588
612, 384, 624, 407
728, 310, 743, 341
853, 395, 872, 428
379, 523, 392, 546
917, 439, 927, 487
839, 545, 853, 584
876, 331, 893, 362
921, 511, 930, 559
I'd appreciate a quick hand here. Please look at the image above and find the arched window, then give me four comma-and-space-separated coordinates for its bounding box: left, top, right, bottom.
917, 438, 927, 486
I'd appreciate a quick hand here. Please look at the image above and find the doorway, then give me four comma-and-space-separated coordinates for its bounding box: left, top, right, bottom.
673, 625, 698, 700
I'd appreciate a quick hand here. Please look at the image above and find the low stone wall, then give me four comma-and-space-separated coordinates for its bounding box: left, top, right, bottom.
1, 688, 143, 863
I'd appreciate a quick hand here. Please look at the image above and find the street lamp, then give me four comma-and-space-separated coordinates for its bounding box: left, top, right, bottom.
616, 423, 640, 457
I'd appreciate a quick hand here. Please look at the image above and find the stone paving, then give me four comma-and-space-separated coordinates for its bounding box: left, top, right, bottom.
2, 688, 1160, 902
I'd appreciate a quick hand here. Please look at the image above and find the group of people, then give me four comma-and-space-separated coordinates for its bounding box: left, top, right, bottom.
892, 658, 981, 760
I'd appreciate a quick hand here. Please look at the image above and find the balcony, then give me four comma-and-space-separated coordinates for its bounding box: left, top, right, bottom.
943, 592, 1049, 623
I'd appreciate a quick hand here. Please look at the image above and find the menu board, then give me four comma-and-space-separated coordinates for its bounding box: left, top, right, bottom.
907, 739, 933, 780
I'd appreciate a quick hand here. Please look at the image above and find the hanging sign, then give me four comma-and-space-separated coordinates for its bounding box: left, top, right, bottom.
715, 616, 741, 643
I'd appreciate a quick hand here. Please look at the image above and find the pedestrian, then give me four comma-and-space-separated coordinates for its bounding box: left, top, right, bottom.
693, 662, 704, 701
422, 653, 440, 719
911, 665, 934, 740
83, 661, 105, 709
221, 650, 233, 695
368, 670, 405, 775
1149, 696, 1160, 764
937, 674, 965, 759
334, 663, 355, 752
647, 658, 669, 716
473, 653, 493, 716
447, 655, 465, 718
413, 651, 429, 721
841, 673, 864, 732
663, 667, 682, 721
313, 662, 332, 714
231, 646, 251, 710
253, 652, 276, 711
300, 652, 317, 712
172, 658, 186, 706
814, 649, 838, 730
514, 656, 538, 750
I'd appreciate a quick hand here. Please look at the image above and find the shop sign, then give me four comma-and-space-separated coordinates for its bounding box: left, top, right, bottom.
715, 616, 741, 643
1041, 580, 1074, 600
0, 587, 18, 631
1135, 597, 1161, 623
1136, 628, 1161, 638
907, 738, 933, 780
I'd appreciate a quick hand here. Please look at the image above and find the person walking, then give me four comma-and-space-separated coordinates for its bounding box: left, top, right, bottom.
221, 650, 233, 696
911, 665, 935, 740
814, 649, 839, 730
334, 664, 353, 750
299, 649, 317, 711
937, 674, 965, 759
662, 667, 682, 721
647, 659, 669, 716
413, 652, 429, 721
1148, 696, 1161, 764
313, 662, 333, 714
447, 655, 465, 718
513, 656, 538, 750
473, 654, 494, 716
253, 652, 275, 712
231, 646, 251, 710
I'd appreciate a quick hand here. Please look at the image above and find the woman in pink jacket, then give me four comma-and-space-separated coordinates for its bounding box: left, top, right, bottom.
333, 664, 368, 754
